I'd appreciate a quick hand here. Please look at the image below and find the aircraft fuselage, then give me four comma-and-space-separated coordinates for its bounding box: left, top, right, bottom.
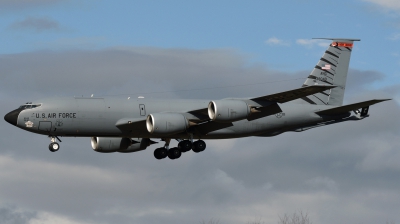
6, 97, 341, 139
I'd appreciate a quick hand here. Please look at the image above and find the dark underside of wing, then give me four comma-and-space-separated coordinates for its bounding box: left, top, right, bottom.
316, 99, 391, 115
115, 118, 147, 133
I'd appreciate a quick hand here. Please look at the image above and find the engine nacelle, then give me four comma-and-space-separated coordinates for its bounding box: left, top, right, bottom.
91, 137, 150, 153
208, 100, 250, 122
146, 113, 188, 135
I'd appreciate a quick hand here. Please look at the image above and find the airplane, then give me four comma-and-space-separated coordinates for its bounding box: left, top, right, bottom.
4, 38, 390, 160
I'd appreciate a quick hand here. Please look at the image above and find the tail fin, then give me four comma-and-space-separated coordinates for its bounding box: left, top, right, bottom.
300, 38, 360, 106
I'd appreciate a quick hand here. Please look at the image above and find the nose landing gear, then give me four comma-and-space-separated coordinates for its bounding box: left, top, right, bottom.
49, 142, 60, 152
48, 136, 62, 152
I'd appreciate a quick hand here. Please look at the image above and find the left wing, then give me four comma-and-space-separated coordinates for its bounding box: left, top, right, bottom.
115, 86, 338, 135
115, 118, 147, 133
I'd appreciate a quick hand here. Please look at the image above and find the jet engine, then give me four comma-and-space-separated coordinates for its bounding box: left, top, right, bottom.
146, 113, 188, 135
208, 100, 250, 122
91, 137, 152, 153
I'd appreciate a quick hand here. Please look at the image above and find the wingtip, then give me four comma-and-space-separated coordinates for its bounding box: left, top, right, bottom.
372, 98, 392, 102
311, 84, 337, 89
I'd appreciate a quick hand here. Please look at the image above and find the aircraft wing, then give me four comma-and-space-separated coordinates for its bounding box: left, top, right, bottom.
115, 108, 211, 134
251, 85, 336, 103
114, 85, 341, 135
315, 99, 391, 115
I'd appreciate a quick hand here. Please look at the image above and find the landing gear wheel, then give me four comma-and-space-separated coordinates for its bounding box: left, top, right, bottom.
192, 140, 206, 153
168, 147, 181, 160
178, 140, 192, 152
154, 148, 168, 160
49, 142, 60, 152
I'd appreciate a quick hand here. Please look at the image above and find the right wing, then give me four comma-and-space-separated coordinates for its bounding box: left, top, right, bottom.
251, 85, 337, 103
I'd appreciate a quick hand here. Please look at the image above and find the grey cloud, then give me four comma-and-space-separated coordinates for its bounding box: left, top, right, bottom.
346, 69, 385, 89
0, 48, 317, 101
8, 16, 60, 32
0, 48, 399, 224
0, 48, 385, 102
0, 206, 37, 224
361, 0, 400, 12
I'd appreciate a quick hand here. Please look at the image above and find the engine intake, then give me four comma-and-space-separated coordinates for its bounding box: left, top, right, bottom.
208, 100, 250, 122
146, 113, 189, 135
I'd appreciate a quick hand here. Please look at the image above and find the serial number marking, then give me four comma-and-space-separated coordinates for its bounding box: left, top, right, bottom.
35, 113, 77, 119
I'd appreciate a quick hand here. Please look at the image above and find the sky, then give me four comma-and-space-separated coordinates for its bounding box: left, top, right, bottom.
1, 0, 400, 224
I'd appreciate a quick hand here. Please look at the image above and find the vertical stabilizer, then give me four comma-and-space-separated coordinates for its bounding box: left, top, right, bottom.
300, 38, 360, 106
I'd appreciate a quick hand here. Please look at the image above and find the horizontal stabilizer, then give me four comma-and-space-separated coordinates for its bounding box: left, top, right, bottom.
251, 85, 337, 103
316, 99, 391, 115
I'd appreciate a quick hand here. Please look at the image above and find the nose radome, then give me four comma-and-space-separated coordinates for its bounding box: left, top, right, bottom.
4, 109, 21, 126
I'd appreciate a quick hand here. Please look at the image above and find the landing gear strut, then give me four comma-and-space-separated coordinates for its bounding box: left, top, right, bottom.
48, 136, 61, 152
154, 138, 170, 160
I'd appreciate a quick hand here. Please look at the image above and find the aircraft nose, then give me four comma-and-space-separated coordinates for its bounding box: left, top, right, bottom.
4, 109, 20, 126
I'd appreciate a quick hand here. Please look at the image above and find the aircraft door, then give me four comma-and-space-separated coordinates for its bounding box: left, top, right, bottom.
139, 104, 146, 116
38, 121, 52, 132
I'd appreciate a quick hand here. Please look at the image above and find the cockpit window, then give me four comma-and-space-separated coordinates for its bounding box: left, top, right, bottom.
18, 104, 41, 110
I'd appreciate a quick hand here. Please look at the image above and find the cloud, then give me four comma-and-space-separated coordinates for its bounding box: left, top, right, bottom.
8, 16, 60, 32
0, 47, 399, 224
305, 176, 339, 192
30, 212, 95, 224
296, 39, 331, 48
0, 47, 304, 100
265, 37, 290, 46
361, 0, 400, 11
41, 36, 107, 49
389, 33, 400, 40
0, 206, 37, 224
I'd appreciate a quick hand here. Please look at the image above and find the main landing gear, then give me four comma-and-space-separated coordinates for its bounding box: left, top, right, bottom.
48, 136, 62, 152
153, 138, 206, 160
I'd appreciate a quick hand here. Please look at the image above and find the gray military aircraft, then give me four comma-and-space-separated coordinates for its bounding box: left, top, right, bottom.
4, 38, 390, 160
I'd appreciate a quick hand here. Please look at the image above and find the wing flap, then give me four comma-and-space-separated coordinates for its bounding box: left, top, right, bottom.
315, 99, 391, 115
115, 118, 147, 133
251, 85, 337, 103
192, 121, 234, 135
